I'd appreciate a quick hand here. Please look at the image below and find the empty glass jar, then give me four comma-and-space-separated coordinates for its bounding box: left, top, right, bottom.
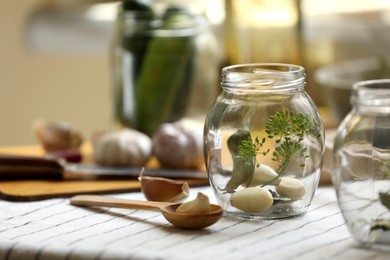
204, 63, 325, 220
333, 79, 390, 249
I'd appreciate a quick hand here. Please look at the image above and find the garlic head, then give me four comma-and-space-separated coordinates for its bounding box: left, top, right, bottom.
152, 121, 204, 169
93, 129, 152, 167
32, 118, 83, 152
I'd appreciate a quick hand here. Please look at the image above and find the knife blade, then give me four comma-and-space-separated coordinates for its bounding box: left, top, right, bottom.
63, 163, 208, 179
0, 154, 208, 180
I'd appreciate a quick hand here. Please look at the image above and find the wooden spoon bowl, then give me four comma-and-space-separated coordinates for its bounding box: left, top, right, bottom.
161, 204, 223, 229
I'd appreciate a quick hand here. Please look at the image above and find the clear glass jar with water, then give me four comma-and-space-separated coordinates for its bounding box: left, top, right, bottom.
333, 79, 390, 249
204, 63, 325, 220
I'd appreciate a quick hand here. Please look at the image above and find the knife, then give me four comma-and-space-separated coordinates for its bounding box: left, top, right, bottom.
0, 154, 208, 180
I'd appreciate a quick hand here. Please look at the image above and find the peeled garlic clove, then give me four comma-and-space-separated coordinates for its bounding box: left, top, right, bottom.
247, 164, 281, 187
230, 187, 273, 213
175, 192, 211, 214
275, 177, 305, 199
140, 176, 189, 202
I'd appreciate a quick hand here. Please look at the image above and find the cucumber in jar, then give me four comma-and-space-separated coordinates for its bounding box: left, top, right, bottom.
134, 6, 197, 136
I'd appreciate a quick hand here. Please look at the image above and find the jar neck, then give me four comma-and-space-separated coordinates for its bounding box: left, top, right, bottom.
118, 5, 208, 37
352, 79, 390, 113
220, 63, 305, 93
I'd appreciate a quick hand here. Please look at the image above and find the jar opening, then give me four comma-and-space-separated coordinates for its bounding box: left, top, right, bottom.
221, 63, 305, 91
122, 11, 208, 37
352, 79, 390, 107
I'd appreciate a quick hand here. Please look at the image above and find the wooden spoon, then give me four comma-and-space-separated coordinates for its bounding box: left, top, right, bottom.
70, 195, 223, 229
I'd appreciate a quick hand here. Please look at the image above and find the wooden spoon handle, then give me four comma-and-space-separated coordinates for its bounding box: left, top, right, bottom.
70, 195, 173, 211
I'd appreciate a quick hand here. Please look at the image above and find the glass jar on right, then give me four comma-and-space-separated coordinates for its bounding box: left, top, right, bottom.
333, 79, 390, 249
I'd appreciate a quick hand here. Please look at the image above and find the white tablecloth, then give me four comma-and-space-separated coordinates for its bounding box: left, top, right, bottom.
0, 186, 389, 260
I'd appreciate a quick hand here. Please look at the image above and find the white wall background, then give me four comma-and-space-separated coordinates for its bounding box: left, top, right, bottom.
0, 1, 113, 146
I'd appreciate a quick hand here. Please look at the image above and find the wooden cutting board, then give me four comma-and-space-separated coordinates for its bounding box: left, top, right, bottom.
0, 179, 209, 201
0, 144, 209, 201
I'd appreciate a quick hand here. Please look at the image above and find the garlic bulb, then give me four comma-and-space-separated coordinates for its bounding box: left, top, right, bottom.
140, 175, 189, 202
93, 129, 152, 167
175, 192, 211, 214
32, 118, 83, 152
152, 121, 203, 169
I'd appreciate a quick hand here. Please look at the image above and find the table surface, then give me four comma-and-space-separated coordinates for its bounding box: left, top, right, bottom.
1, 186, 390, 260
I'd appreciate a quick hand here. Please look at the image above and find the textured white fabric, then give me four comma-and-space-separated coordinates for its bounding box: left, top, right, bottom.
0, 187, 389, 260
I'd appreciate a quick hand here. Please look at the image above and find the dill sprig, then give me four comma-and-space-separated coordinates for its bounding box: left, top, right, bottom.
237, 111, 320, 176
237, 137, 270, 168
224, 111, 320, 193
266, 111, 319, 174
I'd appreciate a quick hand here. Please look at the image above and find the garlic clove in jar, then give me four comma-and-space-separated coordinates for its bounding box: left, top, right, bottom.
230, 187, 273, 213
32, 118, 83, 152
275, 177, 305, 199
93, 129, 152, 167
175, 192, 211, 214
140, 175, 189, 202
152, 120, 204, 169
246, 164, 281, 187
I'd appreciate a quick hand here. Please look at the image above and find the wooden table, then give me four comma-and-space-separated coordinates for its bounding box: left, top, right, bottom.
2, 144, 389, 259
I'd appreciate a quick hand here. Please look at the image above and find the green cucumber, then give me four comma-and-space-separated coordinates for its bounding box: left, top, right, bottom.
114, 0, 156, 127
134, 7, 197, 135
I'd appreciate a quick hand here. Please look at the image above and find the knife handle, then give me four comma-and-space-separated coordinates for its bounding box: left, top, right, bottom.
0, 154, 64, 180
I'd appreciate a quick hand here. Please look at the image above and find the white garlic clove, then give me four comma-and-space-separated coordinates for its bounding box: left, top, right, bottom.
230, 187, 273, 213
275, 177, 305, 199
246, 164, 281, 187
175, 192, 211, 215
140, 175, 189, 202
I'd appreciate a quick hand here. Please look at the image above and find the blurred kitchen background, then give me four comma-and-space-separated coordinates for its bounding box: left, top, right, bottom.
1, 0, 390, 146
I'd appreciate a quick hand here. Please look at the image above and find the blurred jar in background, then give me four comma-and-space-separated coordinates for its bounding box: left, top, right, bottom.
333, 79, 390, 248
111, 0, 220, 136
224, 0, 302, 65
223, 0, 314, 102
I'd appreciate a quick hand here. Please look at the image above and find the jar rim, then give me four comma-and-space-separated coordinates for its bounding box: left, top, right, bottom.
352, 79, 390, 107
122, 11, 208, 37
221, 63, 305, 91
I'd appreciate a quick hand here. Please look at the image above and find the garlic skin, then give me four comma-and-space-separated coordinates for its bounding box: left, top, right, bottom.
140, 176, 189, 202
230, 187, 273, 213
93, 129, 152, 167
175, 192, 211, 214
32, 118, 83, 152
275, 177, 305, 199
152, 121, 203, 169
246, 164, 281, 187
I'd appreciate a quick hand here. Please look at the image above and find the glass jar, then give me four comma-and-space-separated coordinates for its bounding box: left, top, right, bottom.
204, 63, 325, 220
111, 1, 220, 136
333, 79, 390, 249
